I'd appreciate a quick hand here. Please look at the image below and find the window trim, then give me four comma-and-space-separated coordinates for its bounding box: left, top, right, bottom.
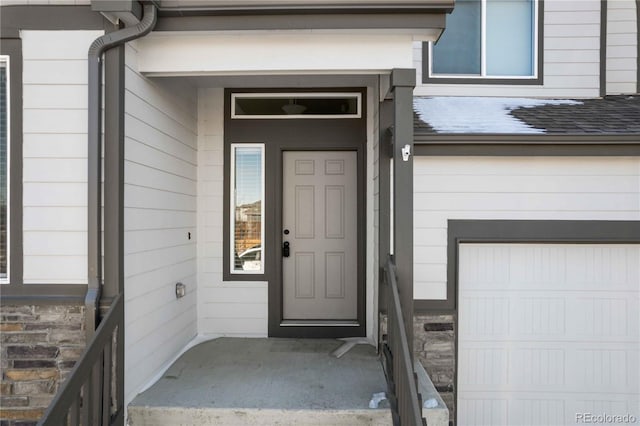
231, 92, 362, 119
229, 143, 266, 275
0, 37, 21, 288
423, 0, 544, 85
0, 55, 9, 284
415, 220, 640, 311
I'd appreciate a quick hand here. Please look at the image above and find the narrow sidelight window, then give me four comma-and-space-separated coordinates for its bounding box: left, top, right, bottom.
230, 144, 264, 274
0, 56, 8, 283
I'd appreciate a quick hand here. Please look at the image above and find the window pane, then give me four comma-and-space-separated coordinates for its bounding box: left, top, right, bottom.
432, 0, 481, 75
0, 59, 7, 280
486, 0, 534, 76
232, 146, 263, 273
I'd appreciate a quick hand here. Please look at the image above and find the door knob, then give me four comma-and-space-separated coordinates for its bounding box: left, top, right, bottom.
282, 241, 290, 258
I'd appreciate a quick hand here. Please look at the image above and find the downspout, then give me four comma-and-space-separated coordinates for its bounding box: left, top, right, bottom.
86, 3, 157, 337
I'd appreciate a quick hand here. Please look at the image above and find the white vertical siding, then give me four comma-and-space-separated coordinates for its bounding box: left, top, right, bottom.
415, 0, 604, 97
197, 88, 269, 337
124, 42, 198, 405
606, 0, 638, 95
21, 30, 102, 284
413, 156, 640, 300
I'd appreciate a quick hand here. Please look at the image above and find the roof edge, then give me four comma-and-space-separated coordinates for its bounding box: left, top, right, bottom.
414, 134, 640, 143
155, 2, 454, 16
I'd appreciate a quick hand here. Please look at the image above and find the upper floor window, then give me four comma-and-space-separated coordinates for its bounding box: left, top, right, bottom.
0, 56, 9, 282
429, 0, 538, 79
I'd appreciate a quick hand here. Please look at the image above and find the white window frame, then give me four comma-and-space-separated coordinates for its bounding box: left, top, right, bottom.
229, 143, 265, 275
1, 55, 9, 284
231, 92, 362, 119
428, 0, 539, 80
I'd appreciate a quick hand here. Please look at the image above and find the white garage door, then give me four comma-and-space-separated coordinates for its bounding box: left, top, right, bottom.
458, 244, 640, 426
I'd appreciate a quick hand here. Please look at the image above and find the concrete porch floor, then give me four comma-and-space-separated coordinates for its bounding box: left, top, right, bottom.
128, 338, 392, 425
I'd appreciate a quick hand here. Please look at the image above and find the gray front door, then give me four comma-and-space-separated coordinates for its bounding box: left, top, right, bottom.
282, 151, 358, 320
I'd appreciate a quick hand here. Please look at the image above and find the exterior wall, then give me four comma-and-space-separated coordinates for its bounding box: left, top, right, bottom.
0, 305, 85, 426
606, 0, 639, 94
21, 30, 102, 284
197, 88, 269, 337
415, 0, 604, 98
123, 42, 198, 405
414, 156, 640, 301
412, 156, 640, 423
414, 314, 455, 424
136, 32, 415, 76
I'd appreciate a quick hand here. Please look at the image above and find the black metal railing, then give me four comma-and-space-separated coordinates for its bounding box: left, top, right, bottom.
382, 255, 426, 426
39, 294, 124, 426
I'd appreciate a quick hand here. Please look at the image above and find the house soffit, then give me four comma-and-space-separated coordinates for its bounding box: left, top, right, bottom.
152, 0, 451, 34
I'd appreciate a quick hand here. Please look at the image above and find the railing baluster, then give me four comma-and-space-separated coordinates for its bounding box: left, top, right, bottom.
81, 383, 89, 426
92, 360, 102, 425
69, 395, 79, 426
102, 340, 112, 425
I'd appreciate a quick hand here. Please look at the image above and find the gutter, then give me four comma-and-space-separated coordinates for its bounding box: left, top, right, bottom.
86, 2, 157, 338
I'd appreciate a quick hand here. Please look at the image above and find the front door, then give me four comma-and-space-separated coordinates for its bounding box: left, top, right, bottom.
282, 151, 358, 321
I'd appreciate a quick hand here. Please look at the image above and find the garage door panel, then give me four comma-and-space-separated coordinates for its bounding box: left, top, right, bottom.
512, 296, 566, 336
575, 398, 638, 417
458, 398, 509, 426
459, 245, 511, 288
458, 347, 508, 386
459, 243, 640, 425
509, 348, 565, 387
462, 394, 638, 426
571, 349, 629, 388
509, 398, 565, 426
461, 291, 638, 342
460, 244, 639, 292
571, 296, 632, 338
565, 246, 639, 290
459, 296, 510, 337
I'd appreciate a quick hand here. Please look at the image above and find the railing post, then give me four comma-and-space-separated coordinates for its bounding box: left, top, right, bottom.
390, 68, 416, 354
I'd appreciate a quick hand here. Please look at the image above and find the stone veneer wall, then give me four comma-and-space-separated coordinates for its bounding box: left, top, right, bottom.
414, 314, 455, 425
380, 313, 456, 425
0, 305, 86, 426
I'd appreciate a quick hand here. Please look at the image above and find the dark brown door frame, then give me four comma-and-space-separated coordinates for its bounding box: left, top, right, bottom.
272, 144, 366, 337
224, 88, 368, 338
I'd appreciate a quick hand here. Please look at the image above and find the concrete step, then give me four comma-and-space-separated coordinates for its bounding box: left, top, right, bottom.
128, 406, 392, 425
127, 338, 392, 425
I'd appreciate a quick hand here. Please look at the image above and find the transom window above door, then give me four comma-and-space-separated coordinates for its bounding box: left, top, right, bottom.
231, 93, 361, 119
427, 0, 539, 80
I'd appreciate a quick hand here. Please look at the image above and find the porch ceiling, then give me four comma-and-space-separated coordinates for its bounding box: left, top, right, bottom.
129, 338, 390, 424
